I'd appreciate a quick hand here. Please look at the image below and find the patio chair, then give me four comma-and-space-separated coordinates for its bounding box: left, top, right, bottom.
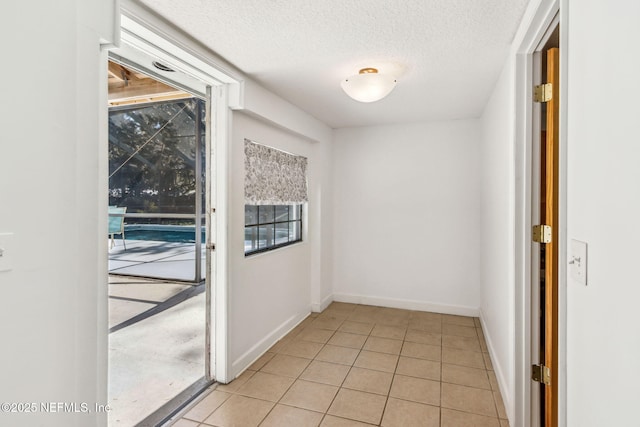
108, 206, 127, 250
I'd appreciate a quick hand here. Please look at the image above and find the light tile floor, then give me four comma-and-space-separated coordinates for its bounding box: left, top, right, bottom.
169, 302, 510, 427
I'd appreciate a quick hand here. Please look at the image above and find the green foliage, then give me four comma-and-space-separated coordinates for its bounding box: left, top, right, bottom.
108, 98, 205, 214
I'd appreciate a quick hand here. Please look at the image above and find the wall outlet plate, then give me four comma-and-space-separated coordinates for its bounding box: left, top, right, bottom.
0, 233, 14, 273
569, 239, 587, 286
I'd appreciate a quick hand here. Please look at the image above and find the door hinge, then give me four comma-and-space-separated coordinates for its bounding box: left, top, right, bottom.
534, 83, 553, 102
532, 364, 551, 385
532, 224, 552, 243
206, 243, 216, 251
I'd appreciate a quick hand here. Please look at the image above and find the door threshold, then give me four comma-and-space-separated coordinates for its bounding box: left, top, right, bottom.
136, 377, 214, 427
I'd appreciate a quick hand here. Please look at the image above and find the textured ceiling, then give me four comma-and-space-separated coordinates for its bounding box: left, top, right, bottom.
135, 0, 530, 129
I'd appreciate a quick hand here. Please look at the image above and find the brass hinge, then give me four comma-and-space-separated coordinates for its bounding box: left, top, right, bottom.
532, 224, 552, 243
532, 364, 551, 385
534, 83, 553, 103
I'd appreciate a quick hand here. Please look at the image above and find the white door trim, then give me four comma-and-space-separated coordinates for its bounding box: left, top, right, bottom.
513, 0, 567, 425
111, 7, 242, 385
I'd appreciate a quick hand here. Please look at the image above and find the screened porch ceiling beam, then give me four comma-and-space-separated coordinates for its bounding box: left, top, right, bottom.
108, 61, 133, 81
108, 60, 191, 107
109, 79, 190, 104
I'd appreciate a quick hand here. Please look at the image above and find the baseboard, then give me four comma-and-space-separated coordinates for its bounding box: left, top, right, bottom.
229, 310, 309, 380
332, 292, 480, 317
479, 309, 513, 423
311, 293, 333, 313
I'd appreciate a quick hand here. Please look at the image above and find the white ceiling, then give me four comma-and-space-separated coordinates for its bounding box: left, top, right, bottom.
135, 0, 530, 129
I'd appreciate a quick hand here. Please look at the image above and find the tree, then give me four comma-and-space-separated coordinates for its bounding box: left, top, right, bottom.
108, 98, 205, 218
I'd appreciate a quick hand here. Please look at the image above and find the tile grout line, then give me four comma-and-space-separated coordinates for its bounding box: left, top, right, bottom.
315, 314, 351, 427
323, 310, 376, 425
376, 318, 407, 426
268, 313, 343, 427
288, 313, 346, 425
304, 308, 378, 425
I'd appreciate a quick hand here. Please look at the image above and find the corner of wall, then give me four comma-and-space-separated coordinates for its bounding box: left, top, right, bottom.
229, 310, 310, 380
311, 294, 333, 313
334, 293, 480, 317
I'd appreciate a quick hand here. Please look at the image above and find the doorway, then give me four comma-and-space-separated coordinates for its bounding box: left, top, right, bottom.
107, 63, 206, 282
513, 2, 565, 426
531, 23, 560, 427
103, 9, 240, 422
106, 56, 212, 426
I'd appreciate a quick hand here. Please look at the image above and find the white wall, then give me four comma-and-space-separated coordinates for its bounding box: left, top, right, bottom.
564, 1, 640, 425
227, 112, 332, 378
310, 132, 335, 313
240, 81, 335, 315
332, 120, 481, 315
0, 1, 115, 426
117, 1, 335, 382
480, 1, 640, 425
479, 59, 516, 421
224, 55, 334, 381
0, 3, 333, 425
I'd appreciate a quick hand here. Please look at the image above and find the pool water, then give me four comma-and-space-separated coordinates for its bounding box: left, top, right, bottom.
124, 225, 205, 243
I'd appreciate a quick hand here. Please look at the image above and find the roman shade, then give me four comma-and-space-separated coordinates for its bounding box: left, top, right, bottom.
244, 139, 308, 205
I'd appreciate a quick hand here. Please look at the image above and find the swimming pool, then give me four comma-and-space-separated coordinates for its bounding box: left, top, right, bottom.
124, 225, 205, 243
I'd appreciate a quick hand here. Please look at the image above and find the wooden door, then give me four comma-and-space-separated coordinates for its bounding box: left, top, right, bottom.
541, 46, 559, 427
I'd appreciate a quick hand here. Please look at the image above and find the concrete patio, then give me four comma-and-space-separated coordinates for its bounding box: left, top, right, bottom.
108, 239, 206, 282
108, 275, 206, 425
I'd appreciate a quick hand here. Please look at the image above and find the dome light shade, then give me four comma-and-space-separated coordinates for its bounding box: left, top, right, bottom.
341, 68, 397, 103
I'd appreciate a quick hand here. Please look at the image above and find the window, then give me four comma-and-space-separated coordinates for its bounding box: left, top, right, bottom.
244, 204, 302, 254
243, 139, 307, 255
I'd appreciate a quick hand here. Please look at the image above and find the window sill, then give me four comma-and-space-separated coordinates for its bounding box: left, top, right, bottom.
244, 240, 305, 258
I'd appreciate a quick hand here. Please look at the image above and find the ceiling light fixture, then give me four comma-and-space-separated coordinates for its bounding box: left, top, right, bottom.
341, 67, 397, 103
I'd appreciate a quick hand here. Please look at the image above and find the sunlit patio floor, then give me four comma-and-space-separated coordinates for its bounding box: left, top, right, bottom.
108, 239, 206, 282
108, 275, 207, 426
